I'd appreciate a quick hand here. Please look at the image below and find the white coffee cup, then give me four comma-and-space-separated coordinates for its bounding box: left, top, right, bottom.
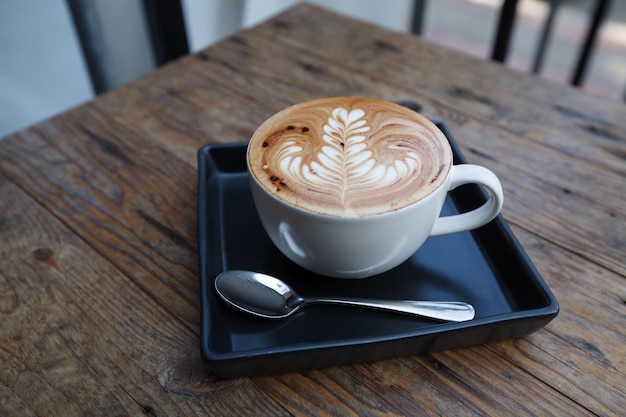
247, 97, 503, 278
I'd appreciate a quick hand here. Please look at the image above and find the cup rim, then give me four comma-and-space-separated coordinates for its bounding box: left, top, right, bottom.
247, 96, 453, 218
248, 160, 454, 220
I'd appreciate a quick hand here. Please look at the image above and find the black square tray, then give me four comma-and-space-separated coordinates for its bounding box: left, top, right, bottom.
197, 122, 558, 378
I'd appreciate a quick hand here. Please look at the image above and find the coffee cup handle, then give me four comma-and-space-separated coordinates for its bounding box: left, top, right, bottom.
430, 164, 504, 236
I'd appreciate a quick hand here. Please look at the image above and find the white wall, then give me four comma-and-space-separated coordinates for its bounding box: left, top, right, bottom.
0, 0, 92, 136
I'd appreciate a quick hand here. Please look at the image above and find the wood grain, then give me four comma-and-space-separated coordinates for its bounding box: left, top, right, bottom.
0, 3, 624, 416
0, 174, 291, 416
0, 109, 202, 331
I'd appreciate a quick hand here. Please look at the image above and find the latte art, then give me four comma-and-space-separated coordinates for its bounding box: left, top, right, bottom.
248, 97, 452, 216
276, 107, 422, 205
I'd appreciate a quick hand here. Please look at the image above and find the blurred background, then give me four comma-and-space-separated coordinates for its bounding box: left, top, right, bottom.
1, 0, 624, 138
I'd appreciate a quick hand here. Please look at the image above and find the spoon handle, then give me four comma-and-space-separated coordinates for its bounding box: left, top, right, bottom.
307, 298, 475, 322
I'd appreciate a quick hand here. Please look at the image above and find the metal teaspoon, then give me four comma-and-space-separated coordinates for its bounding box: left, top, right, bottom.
214, 270, 475, 322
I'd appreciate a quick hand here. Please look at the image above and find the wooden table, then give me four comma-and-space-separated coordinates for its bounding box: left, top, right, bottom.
1, 4, 624, 416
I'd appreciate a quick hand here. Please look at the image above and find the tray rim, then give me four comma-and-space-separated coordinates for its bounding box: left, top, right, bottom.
197, 122, 559, 377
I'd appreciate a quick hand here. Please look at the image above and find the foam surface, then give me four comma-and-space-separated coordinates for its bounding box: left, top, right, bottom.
248, 97, 452, 216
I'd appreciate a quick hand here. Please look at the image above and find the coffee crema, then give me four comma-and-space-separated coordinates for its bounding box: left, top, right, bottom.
248, 97, 452, 217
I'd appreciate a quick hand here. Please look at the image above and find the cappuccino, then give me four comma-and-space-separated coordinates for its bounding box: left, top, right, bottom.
248, 97, 452, 217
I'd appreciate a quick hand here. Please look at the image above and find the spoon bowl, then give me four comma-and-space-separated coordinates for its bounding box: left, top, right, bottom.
215, 270, 475, 322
